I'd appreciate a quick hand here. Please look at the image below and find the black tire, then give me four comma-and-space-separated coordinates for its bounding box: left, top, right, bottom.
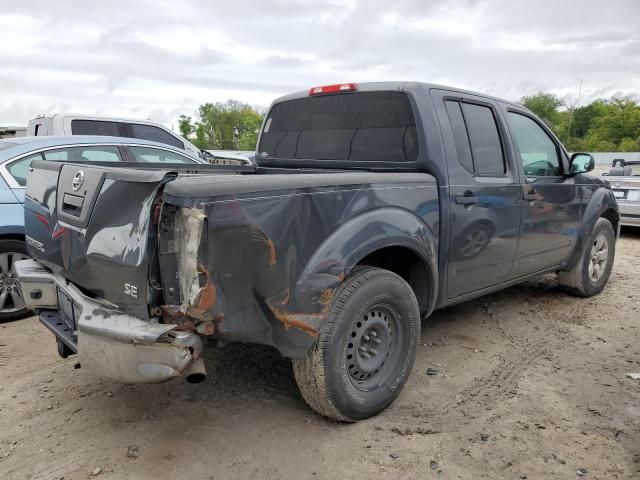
558, 218, 615, 297
293, 267, 420, 422
0, 239, 31, 322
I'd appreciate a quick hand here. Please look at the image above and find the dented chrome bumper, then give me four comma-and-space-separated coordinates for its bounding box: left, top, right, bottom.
14, 259, 203, 383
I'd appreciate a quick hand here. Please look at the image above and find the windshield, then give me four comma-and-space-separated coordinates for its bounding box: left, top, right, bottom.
0, 140, 18, 152
258, 92, 418, 163
628, 163, 640, 175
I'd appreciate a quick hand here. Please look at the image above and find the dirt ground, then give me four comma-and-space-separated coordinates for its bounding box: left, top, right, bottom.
1, 230, 639, 480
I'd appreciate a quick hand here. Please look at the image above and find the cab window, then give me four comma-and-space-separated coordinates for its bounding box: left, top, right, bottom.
71, 120, 120, 136
445, 100, 506, 176
506, 112, 561, 176
129, 146, 194, 163
128, 124, 184, 149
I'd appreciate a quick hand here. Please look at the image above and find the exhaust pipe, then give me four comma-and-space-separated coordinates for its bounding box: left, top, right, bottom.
184, 357, 207, 384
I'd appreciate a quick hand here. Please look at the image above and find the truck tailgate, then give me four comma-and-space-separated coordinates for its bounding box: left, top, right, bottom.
24, 160, 175, 320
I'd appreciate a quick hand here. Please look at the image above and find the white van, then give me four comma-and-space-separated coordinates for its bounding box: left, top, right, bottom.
27, 114, 204, 158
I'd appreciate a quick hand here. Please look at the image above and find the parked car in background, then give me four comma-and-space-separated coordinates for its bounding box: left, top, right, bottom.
606, 161, 640, 227
27, 114, 212, 160
206, 149, 255, 165
0, 126, 27, 139
0, 135, 204, 320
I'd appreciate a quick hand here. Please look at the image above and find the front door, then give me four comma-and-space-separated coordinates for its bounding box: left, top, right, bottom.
503, 108, 581, 276
432, 91, 522, 298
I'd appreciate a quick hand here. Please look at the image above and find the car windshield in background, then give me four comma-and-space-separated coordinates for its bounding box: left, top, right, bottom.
258, 92, 418, 162
0, 141, 18, 151
628, 163, 640, 175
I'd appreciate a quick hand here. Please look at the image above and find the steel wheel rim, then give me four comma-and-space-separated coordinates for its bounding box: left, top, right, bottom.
0, 252, 27, 313
344, 304, 403, 391
588, 233, 608, 282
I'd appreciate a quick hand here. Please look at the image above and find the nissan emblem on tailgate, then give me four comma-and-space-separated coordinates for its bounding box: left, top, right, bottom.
72, 170, 84, 191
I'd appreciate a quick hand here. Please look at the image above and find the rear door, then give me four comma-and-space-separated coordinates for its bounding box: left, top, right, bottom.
432, 90, 521, 298
501, 106, 581, 276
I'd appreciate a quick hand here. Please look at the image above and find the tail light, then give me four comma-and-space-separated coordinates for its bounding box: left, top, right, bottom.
308, 83, 357, 96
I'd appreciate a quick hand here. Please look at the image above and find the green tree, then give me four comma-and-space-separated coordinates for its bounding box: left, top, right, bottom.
178, 115, 194, 139
521, 92, 563, 127
619, 137, 640, 152
178, 100, 264, 151
520, 92, 640, 152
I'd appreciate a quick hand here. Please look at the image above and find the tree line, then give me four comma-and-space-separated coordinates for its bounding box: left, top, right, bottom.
178, 100, 265, 151
521, 92, 640, 152
177, 92, 640, 153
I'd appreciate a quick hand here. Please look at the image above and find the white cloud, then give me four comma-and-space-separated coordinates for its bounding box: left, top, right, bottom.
1, 0, 639, 129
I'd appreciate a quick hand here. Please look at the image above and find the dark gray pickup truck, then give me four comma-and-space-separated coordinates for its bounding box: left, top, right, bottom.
16, 82, 619, 421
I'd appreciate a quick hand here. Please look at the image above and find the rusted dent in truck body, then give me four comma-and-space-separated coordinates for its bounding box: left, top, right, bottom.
158, 173, 440, 358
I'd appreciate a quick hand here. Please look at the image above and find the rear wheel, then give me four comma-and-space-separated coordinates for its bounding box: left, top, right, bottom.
293, 267, 420, 421
558, 218, 615, 297
0, 239, 30, 322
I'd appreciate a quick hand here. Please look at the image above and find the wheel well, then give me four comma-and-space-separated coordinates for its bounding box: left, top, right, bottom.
357, 246, 432, 316
0, 233, 25, 243
601, 208, 619, 232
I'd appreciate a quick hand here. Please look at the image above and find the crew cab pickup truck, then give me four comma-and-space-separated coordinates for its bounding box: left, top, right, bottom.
16, 82, 619, 421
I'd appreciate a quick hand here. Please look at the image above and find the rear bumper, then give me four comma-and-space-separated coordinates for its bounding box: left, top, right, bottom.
618, 202, 640, 227
14, 259, 202, 383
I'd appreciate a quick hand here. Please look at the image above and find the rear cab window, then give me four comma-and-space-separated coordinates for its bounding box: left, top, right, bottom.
71, 120, 120, 136
128, 124, 184, 149
258, 91, 419, 164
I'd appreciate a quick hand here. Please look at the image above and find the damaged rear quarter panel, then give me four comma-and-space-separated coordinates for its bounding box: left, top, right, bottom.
161, 173, 439, 358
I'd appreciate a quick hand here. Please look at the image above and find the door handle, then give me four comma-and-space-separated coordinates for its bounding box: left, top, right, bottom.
455, 195, 479, 205
522, 192, 537, 201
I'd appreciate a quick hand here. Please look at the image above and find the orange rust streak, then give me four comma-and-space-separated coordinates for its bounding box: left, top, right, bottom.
316, 288, 334, 306
196, 282, 217, 310
270, 307, 320, 337
265, 238, 277, 266
248, 225, 277, 266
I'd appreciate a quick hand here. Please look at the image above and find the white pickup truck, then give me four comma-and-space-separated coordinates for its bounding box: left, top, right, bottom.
28, 114, 201, 155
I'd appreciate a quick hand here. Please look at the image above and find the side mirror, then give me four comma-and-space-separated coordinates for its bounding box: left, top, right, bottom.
569, 153, 595, 175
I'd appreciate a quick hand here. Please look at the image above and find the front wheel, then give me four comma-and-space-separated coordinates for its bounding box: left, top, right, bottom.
293, 267, 420, 422
558, 217, 616, 297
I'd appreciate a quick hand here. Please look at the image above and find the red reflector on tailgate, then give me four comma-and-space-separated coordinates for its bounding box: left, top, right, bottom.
308, 83, 357, 95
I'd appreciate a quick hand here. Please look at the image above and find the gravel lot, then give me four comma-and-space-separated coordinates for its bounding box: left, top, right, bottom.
1, 229, 639, 480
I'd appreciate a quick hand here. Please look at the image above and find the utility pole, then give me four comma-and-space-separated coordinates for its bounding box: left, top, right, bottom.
577, 78, 583, 109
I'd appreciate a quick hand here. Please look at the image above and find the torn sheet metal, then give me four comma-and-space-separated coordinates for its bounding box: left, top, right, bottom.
174, 207, 206, 307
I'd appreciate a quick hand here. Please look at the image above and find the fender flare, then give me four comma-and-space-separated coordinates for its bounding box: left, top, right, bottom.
297, 207, 438, 308
563, 187, 619, 270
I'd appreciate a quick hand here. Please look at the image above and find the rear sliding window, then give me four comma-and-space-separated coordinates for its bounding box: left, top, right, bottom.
128, 124, 184, 149
71, 120, 119, 136
259, 92, 418, 162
